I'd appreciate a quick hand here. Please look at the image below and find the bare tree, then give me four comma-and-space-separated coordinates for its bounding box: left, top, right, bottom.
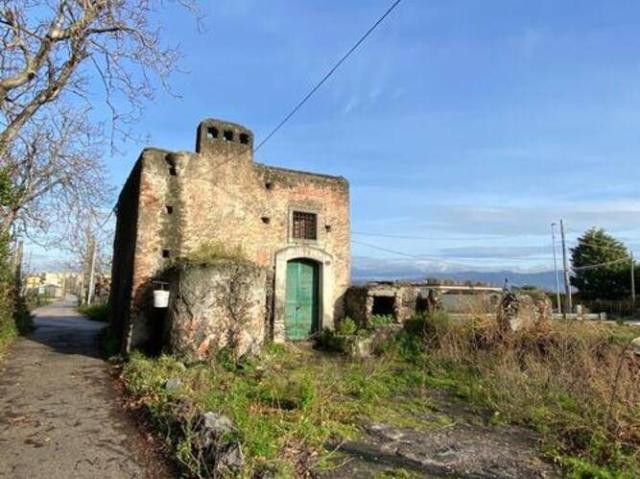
0, 0, 196, 154
1, 104, 111, 241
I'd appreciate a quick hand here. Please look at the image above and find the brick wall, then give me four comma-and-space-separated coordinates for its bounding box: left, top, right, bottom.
112, 119, 350, 351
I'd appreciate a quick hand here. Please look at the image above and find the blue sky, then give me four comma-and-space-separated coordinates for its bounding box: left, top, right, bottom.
29, 0, 640, 273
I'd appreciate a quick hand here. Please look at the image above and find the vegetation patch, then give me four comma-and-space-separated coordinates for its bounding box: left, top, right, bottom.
121, 343, 440, 477
78, 303, 110, 322
120, 313, 640, 478
391, 315, 640, 478
176, 240, 247, 265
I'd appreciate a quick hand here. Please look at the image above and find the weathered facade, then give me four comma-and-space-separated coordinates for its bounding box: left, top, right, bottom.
110, 119, 350, 354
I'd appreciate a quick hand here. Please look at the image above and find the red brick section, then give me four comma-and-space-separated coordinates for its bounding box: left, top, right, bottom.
112, 120, 350, 350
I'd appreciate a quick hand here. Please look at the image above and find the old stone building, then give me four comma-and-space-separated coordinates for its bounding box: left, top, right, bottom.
110, 119, 350, 355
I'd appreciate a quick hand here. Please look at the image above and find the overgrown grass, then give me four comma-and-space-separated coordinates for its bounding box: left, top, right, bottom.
122, 344, 441, 477
392, 315, 640, 478
121, 314, 640, 478
78, 303, 109, 322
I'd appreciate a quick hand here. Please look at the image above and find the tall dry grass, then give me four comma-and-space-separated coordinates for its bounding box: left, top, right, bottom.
411, 312, 640, 474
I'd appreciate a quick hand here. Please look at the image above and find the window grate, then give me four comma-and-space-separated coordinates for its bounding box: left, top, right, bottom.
292, 211, 317, 240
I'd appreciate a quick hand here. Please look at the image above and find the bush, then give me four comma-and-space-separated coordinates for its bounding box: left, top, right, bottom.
78, 303, 109, 322
0, 232, 34, 356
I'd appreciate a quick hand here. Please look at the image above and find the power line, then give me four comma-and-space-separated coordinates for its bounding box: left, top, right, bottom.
352, 239, 443, 260
254, 0, 403, 152
101, 2, 404, 226
352, 239, 554, 263
572, 257, 628, 271
353, 231, 510, 241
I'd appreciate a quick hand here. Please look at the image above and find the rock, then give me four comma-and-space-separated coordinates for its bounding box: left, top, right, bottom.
218, 440, 244, 469
190, 411, 244, 474
631, 337, 640, 356
202, 411, 234, 435
164, 378, 181, 392
345, 325, 402, 359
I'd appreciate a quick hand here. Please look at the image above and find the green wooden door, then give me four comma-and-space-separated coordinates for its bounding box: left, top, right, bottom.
285, 259, 319, 341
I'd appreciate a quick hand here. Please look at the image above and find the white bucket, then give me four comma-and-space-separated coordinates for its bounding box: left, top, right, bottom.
153, 289, 170, 308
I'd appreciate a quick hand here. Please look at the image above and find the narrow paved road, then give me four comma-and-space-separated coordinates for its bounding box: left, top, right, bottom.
0, 298, 170, 479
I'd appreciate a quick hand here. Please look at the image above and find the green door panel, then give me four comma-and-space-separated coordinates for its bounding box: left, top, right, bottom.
285, 259, 319, 340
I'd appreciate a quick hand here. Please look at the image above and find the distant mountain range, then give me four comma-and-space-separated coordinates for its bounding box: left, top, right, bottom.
352, 257, 559, 291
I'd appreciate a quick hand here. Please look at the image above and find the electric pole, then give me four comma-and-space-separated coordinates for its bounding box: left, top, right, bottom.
630, 249, 636, 314
86, 236, 97, 306
551, 223, 562, 314
560, 220, 572, 315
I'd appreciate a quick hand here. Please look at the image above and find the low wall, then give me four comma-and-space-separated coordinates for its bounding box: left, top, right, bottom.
165, 260, 267, 361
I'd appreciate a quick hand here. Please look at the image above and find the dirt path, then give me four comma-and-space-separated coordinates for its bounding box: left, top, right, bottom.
0, 298, 171, 479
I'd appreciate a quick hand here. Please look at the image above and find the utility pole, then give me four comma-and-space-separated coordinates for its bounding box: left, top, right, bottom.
86, 236, 97, 306
560, 220, 572, 315
13, 240, 23, 290
630, 249, 636, 315
551, 223, 562, 314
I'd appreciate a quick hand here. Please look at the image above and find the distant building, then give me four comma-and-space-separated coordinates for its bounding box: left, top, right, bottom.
111, 119, 351, 354
24, 272, 81, 298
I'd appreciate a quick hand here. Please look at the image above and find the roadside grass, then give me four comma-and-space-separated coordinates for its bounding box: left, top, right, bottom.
78, 303, 109, 322
0, 297, 34, 359
0, 319, 17, 358
121, 315, 640, 478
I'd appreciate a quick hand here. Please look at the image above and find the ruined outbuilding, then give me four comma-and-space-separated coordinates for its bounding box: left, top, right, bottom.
345, 279, 503, 326
110, 119, 350, 355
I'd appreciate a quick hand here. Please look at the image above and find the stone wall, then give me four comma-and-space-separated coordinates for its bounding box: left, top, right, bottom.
109, 161, 142, 344
346, 281, 503, 327
111, 119, 350, 352
164, 260, 267, 362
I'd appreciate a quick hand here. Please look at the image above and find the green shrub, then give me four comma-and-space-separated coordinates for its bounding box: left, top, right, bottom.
78, 303, 109, 322
370, 314, 394, 328
337, 316, 358, 335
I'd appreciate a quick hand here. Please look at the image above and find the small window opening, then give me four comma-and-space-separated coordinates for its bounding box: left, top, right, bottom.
372, 296, 395, 317
166, 205, 174, 214
165, 157, 177, 176
223, 130, 234, 141
292, 211, 317, 240
261, 216, 270, 224
162, 249, 171, 258
206, 126, 219, 139
325, 224, 332, 232
265, 182, 273, 190
239, 133, 250, 144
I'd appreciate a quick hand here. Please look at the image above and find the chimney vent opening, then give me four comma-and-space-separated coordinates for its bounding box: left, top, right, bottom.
206, 126, 219, 139
223, 130, 234, 142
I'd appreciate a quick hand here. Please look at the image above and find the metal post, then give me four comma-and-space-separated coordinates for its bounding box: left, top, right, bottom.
630, 250, 636, 315
86, 237, 97, 306
560, 220, 572, 315
551, 223, 562, 314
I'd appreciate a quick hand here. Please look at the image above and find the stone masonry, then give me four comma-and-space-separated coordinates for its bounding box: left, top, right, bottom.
110, 119, 350, 353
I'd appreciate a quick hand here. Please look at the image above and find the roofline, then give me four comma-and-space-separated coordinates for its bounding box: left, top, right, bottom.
255, 163, 348, 183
